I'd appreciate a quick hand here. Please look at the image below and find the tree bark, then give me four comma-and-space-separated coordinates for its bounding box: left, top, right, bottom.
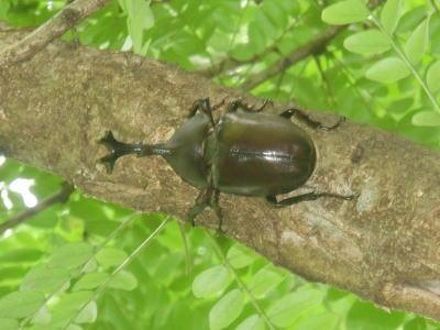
1, 31, 439, 321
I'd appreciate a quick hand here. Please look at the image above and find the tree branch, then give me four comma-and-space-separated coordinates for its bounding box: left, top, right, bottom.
0, 0, 110, 67
0, 33, 439, 321
0, 182, 74, 234
241, 25, 346, 90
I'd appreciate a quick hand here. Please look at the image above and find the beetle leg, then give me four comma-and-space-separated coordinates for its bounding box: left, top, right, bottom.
279, 108, 345, 130
266, 191, 356, 207
188, 188, 212, 226
227, 99, 272, 113
187, 188, 224, 231
210, 189, 224, 232
188, 98, 216, 127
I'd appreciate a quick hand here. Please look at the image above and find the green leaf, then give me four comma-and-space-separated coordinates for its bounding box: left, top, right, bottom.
321, 0, 369, 25
50, 291, 93, 326
411, 111, 440, 127
267, 286, 324, 328
346, 301, 405, 330
21, 265, 70, 294
209, 289, 245, 330
403, 317, 427, 330
344, 30, 391, 55
48, 243, 93, 270
75, 301, 97, 324
427, 60, 440, 92
236, 314, 265, 330
226, 244, 255, 269
108, 270, 138, 291
365, 57, 410, 83
405, 17, 430, 64
73, 272, 109, 291
122, 0, 154, 55
292, 309, 339, 330
380, 0, 402, 34
0, 291, 45, 319
249, 267, 284, 298
192, 265, 232, 298
95, 248, 128, 269
0, 318, 19, 330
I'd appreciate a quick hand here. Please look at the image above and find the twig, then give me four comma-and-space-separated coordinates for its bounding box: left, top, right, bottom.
0, 0, 110, 68
63, 217, 170, 330
198, 18, 300, 78
0, 182, 74, 234
241, 25, 346, 91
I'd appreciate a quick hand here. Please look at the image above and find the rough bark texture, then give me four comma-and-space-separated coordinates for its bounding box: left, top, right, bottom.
1, 31, 439, 321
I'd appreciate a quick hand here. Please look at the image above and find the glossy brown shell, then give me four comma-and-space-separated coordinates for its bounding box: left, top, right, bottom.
209, 111, 316, 196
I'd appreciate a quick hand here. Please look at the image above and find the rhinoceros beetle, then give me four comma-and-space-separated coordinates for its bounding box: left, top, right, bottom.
99, 98, 354, 231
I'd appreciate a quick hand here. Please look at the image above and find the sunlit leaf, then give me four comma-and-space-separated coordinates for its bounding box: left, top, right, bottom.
75, 301, 98, 324
21, 265, 70, 294
267, 286, 324, 328
48, 243, 93, 270
0, 318, 19, 330
404, 17, 430, 64
365, 57, 410, 83
0, 291, 45, 319
426, 60, 440, 92
73, 272, 109, 291
95, 248, 128, 269
192, 265, 232, 298
344, 30, 391, 55
411, 111, 440, 127
321, 0, 368, 25
249, 267, 284, 298
236, 314, 265, 330
381, 0, 402, 34
226, 244, 255, 269
209, 289, 245, 330
108, 270, 138, 291
50, 291, 93, 326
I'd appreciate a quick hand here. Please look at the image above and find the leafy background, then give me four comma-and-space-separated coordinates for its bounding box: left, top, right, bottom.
0, 0, 439, 329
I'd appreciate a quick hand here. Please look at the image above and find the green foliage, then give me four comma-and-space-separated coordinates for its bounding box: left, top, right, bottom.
321, 0, 369, 25
1, 0, 440, 329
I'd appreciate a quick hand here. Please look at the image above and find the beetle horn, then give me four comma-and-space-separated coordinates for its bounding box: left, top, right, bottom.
99, 131, 170, 173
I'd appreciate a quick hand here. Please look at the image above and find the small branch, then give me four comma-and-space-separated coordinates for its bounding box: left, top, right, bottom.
0, 182, 74, 234
241, 25, 346, 91
198, 19, 300, 78
0, 0, 110, 68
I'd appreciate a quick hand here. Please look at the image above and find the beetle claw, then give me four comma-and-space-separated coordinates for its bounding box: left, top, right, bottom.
99, 154, 117, 174
98, 131, 123, 173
